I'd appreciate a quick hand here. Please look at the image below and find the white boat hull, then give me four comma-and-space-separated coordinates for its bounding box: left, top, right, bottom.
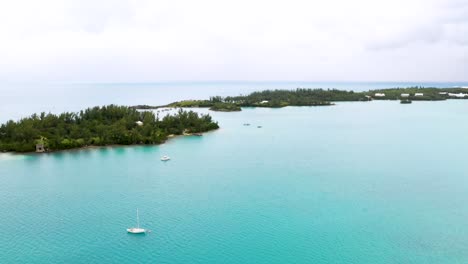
127, 228, 146, 234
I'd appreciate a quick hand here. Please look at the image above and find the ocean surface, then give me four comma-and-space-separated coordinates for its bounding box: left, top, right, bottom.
1, 82, 468, 263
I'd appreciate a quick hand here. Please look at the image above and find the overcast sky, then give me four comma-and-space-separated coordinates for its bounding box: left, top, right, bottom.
0, 0, 466, 82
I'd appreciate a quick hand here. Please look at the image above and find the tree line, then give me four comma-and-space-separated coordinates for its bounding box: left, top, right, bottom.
133, 87, 468, 113
0, 105, 219, 152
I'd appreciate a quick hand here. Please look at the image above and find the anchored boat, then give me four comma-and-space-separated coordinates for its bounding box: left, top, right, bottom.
127, 208, 147, 234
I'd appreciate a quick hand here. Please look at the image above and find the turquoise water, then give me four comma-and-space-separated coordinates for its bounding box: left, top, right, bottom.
1, 100, 468, 263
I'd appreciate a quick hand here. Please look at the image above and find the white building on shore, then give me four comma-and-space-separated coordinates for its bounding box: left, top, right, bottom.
448, 93, 467, 98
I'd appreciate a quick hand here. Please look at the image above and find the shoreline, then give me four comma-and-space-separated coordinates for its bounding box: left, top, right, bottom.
5, 130, 215, 155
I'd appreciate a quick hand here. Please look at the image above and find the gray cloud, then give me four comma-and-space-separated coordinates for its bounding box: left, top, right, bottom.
365, 0, 468, 51
0, 0, 466, 82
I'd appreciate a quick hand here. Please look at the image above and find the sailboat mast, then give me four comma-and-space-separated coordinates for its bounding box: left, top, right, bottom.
137, 208, 140, 228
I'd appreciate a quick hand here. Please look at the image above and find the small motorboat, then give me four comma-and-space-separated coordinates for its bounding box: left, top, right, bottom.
127, 209, 147, 234
161, 155, 170, 161
243, 123, 250, 126
257, 126, 262, 128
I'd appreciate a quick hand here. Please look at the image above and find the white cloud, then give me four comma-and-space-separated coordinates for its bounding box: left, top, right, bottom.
0, 0, 466, 82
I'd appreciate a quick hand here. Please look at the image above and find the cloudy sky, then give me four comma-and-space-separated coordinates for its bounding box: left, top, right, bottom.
0, 0, 466, 82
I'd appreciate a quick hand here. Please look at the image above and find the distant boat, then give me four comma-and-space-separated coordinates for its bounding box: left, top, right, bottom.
161, 155, 170, 161
243, 123, 250, 126
257, 126, 262, 128
127, 209, 147, 234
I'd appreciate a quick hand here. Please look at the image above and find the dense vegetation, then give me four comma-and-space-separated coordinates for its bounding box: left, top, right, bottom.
209, 102, 241, 112
133, 87, 468, 111
0, 105, 219, 152
368, 87, 449, 100
135, 89, 364, 110
150, 97, 242, 112
167, 100, 214, 108
225, 89, 367, 106
225, 87, 468, 104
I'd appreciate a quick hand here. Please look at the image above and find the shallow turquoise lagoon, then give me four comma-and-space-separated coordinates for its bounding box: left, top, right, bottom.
1, 101, 468, 263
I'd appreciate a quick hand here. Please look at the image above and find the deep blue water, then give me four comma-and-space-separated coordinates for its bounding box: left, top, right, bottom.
1, 100, 468, 263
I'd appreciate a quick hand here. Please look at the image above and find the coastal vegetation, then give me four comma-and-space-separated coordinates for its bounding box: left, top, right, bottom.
134, 89, 364, 110
368, 87, 450, 100
224, 89, 367, 105
134, 87, 468, 112
137, 98, 242, 112
0, 105, 219, 152
209, 102, 242, 112
167, 100, 214, 108
223, 87, 468, 104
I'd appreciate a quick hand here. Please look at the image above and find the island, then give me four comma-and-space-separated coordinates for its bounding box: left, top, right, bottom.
4, 87, 468, 153
0, 105, 219, 153
133, 87, 468, 112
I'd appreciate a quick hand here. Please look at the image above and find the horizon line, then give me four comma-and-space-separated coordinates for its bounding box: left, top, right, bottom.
2, 80, 468, 86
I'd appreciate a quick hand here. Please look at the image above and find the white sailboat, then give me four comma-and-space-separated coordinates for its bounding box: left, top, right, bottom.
127, 208, 146, 234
